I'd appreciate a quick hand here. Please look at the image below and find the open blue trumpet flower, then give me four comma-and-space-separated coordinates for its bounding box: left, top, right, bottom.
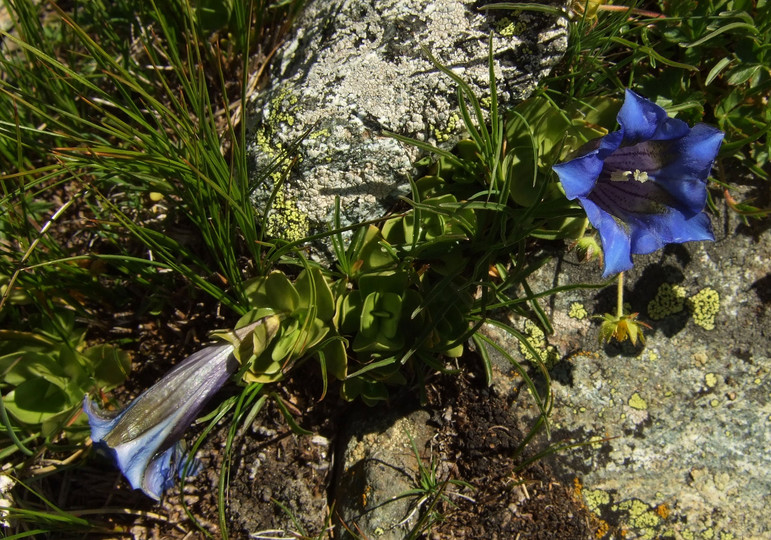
553, 89, 724, 277
84, 344, 237, 500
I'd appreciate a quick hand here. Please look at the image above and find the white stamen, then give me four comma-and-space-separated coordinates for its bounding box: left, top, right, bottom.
610, 170, 632, 182
609, 169, 649, 183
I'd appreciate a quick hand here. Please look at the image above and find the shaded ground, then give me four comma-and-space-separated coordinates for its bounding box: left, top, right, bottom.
33, 346, 595, 538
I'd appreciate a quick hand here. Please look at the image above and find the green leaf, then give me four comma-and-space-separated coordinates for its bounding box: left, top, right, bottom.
319, 338, 347, 380
243, 271, 300, 314
84, 344, 131, 391
4, 378, 74, 425
295, 267, 335, 322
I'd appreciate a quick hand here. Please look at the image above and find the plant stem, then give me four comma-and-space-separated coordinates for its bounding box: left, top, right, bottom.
616, 271, 624, 319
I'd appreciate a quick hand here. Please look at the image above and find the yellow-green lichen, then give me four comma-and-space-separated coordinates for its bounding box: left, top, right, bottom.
309, 128, 330, 140
687, 287, 720, 330
710, 398, 720, 408
255, 87, 300, 158
705, 373, 717, 388
495, 17, 526, 37
569, 302, 588, 320
584, 488, 611, 513
519, 319, 560, 367
614, 499, 661, 537
628, 392, 648, 411
701, 527, 715, 539
647, 283, 687, 320
265, 189, 310, 242
433, 113, 459, 143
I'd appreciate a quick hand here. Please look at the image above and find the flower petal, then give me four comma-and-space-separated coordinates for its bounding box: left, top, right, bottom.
580, 197, 633, 277
627, 209, 714, 255
553, 152, 604, 200
655, 124, 724, 214
618, 89, 690, 143
85, 343, 237, 500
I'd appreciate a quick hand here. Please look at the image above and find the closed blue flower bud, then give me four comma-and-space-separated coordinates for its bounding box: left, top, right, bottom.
84, 343, 237, 500
553, 89, 724, 277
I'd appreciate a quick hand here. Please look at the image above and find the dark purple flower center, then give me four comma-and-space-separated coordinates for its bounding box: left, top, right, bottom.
590, 140, 678, 220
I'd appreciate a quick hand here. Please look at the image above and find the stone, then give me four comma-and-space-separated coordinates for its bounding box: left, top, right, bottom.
334, 406, 434, 539
482, 194, 771, 539
247, 0, 567, 242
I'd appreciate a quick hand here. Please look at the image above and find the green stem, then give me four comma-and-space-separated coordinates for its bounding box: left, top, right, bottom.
0, 393, 34, 456
616, 271, 625, 319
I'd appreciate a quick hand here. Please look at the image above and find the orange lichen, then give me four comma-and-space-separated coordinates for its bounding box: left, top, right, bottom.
656, 503, 670, 520
596, 520, 610, 538
573, 477, 584, 498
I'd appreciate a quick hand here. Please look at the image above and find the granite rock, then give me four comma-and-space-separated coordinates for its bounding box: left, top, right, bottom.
247, 0, 567, 241
485, 197, 771, 539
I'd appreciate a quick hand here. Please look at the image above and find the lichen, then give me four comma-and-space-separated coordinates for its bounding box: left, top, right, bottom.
647, 283, 687, 320
432, 113, 459, 143
255, 86, 300, 158
569, 302, 588, 320
495, 17, 526, 37
519, 319, 560, 367
265, 188, 310, 242
687, 287, 720, 330
628, 392, 647, 411
614, 499, 661, 538
705, 373, 717, 388
584, 488, 611, 513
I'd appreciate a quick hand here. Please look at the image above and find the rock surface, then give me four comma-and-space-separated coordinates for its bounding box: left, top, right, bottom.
334, 408, 434, 539
485, 194, 771, 540
247, 0, 567, 240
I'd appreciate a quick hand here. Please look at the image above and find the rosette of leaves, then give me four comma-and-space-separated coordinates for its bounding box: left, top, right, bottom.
213, 268, 347, 385
336, 268, 471, 405
0, 311, 130, 440
381, 176, 477, 274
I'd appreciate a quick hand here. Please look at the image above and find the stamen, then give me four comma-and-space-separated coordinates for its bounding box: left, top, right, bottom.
610, 170, 632, 182
609, 169, 649, 183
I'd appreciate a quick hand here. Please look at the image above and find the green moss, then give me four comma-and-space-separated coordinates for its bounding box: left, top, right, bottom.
568, 302, 588, 320
647, 283, 687, 320
687, 287, 720, 330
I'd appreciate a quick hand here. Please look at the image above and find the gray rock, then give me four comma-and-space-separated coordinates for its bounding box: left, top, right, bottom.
334, 407, 434, 539
484, 199, 771, 539
247, 0, 567, 241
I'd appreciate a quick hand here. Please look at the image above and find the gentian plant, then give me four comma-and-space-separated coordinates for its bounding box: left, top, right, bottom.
553, 89, 723, 344
553, 89, 723, 278
84, 318, 278, 500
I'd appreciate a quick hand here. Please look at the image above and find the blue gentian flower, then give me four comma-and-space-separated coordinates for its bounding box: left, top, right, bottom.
553, 89, 724, 277
84, 344, 237, 500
